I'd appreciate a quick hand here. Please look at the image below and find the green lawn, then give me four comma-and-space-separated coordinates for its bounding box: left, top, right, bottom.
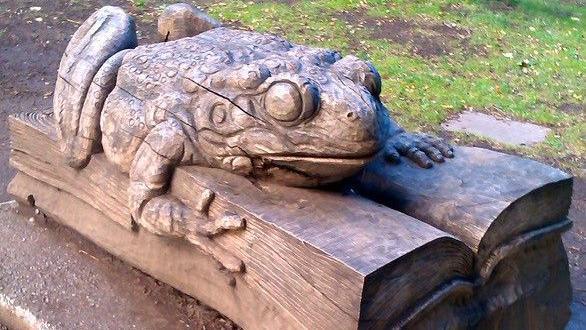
143, 0, 585, 173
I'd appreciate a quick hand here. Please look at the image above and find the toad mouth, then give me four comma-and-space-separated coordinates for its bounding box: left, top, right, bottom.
257, 152, 378, 184
262, 153, 377, 167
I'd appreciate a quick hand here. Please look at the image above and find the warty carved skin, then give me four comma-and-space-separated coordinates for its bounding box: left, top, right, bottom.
53, 5, 453, 270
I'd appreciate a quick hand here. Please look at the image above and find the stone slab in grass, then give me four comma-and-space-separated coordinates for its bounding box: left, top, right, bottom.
442, 111, 550, 146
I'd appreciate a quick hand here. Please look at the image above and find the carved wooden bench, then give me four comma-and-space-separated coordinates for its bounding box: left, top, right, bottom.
8, 111, 572, 329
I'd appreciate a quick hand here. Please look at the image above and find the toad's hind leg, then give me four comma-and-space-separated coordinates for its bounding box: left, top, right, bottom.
54, 6, 137, 168
157, 3, 221, 41
68, 50, 132, 168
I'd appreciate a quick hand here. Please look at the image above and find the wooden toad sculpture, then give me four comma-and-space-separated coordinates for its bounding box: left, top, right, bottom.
54, 5, 453, 268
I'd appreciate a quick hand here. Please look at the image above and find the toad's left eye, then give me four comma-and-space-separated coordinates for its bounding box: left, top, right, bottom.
262, 78, 320, 126
363, 63, 382, 97
265, 82, 304, 122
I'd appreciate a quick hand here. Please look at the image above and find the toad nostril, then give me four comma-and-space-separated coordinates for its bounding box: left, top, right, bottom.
346, 111, 360, 121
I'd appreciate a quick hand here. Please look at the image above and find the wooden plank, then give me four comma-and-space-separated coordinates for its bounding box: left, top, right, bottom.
171, 169, 475, 327
9, 171, 573, 329
8, 112, 475, 329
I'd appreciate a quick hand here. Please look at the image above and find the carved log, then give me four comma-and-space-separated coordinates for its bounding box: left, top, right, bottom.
8, 111, 572, 328
8, 111, 476, 329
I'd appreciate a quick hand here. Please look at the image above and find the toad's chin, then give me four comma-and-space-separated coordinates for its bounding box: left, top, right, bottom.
252, 153, 377, 187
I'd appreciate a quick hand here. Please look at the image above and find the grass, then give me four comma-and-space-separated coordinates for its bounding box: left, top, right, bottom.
132, 0, 148, 9
136, 0, 585, 173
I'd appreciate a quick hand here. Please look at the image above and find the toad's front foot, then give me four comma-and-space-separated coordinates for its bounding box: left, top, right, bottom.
138, 193, 246, 237
385, 132, 454, 168
139, 195, 189, 237
137, 194, 246, 273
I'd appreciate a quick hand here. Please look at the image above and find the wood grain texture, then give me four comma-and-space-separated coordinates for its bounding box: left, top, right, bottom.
8, 111, 475, 329
9, 111, 130, 229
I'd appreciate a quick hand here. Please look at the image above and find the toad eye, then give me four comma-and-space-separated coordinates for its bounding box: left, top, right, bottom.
363, 63, 382, 97
264, 82, 303, 122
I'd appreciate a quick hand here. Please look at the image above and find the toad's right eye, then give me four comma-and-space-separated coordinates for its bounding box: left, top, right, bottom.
264, 82, 303, 122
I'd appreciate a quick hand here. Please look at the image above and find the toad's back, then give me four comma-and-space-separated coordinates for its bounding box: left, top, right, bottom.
115, 27, 342, 102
